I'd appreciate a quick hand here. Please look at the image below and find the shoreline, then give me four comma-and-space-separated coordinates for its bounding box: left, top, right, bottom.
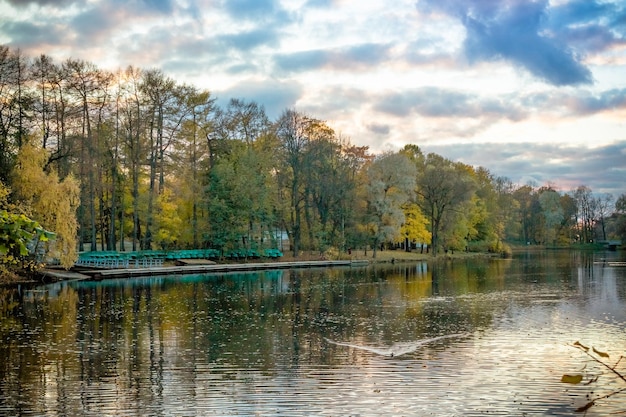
0, 249, 472, 286
6, 245, 616, 286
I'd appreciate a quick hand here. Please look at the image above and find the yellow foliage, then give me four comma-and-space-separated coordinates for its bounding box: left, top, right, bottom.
12, 139, 81, 268
400, 203, 431, 244
154, 188, 184, 249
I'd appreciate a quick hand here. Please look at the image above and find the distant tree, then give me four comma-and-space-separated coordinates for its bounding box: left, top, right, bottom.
218, 98, 270, 145
399, 203, 431, 251
275, 109, 313, 256
153, 188, 183, 250
415, 153, 475, 256
573, 186, 596, 243
559, 193, 578, 243
365, 152, 416, 258
614, 194, 626, 242
595, 193, 614, 241
0, 46, 22, 182
171, 87, 214, 247
467, 167, 510, 252
119, 66, 147, 251
617, 194, 626, 214
539, 189, 563, 246
511, 184, 536, 243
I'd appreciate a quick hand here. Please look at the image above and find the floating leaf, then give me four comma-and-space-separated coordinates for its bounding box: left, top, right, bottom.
561, 374, 583, 384
592, 347, 609, 358
573, 341, 589, 351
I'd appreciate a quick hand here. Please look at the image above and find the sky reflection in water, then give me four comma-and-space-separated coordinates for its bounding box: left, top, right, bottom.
1, 250, 625, 416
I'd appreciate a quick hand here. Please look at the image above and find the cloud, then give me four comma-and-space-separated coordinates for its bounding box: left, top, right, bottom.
417, 0, 595, 86
374, 87, 526, 120
423, 140, 626, 196
217, 29, 280, 52
304, 0, 336, 7
222, 0, 290, 23
547, 0, 626, 53
4, 0, 81, 7
367, 123, 391, 135
141, 0, 175, 14
274, 43, 393, 73
216, 78, 303, 119
569, 88, 626, 114
70, 4, 119, 42
0, 20, 65, 47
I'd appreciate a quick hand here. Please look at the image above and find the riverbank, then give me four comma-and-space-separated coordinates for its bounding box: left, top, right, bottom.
1, 248, 499, 286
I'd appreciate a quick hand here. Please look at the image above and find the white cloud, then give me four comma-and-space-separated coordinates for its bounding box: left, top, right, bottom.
0, 0, 624, 195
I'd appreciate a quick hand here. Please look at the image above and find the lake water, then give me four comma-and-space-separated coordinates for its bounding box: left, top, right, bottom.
1, 250, 625, 416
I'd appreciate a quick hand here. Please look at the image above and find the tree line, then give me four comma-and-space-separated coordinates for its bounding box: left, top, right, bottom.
1, 45, 625, 269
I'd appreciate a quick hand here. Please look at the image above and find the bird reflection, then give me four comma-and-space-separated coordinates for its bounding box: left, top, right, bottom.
324, 333, 469, 357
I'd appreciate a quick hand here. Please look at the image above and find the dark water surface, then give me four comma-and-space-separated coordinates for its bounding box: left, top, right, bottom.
1, 250, 625, 416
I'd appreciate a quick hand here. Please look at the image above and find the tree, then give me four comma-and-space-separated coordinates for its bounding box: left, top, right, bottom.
539, 189, 564, 246
275, 109, 312, 256
573, 186, 596, 243
119, 66, 147, 251
0, 209, 50, 269
595, 193, 614, 241
415, 153, 475, 256
0, 46, 23, 182
0, 180, 53, 270
12, 139, 80, 268
400, 203, 431, 252
171, 87, 214, 247
511, 184, 536, 244
614, 194, 626, 242
365, 152, 416, 258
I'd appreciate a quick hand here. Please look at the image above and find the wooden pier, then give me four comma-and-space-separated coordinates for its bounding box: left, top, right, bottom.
43, 259, 370, 282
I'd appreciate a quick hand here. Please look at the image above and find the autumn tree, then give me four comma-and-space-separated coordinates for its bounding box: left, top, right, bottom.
595, 193, 614, 241
538, 188, 564, 246
0, 181, 53, 276
415, 153, 475, 256
400, 203, 431, 251
365, 152, 416, 258
614, 194, 626, 242
572, 186, 597, 243
465, 168, 514, 253
275, 109, 313, 256
170, 87, 215, 247
0, 46, 28, 182
12, 139, 80, 267
118, 66, 147, 251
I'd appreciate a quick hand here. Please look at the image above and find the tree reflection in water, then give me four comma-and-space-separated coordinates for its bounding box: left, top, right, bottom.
0, 250, 624, 416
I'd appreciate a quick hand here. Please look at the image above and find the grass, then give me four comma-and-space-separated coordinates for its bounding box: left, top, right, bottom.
279, 248, 496, 264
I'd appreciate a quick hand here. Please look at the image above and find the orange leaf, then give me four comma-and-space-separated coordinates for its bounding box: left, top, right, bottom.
592, 347, 609, 358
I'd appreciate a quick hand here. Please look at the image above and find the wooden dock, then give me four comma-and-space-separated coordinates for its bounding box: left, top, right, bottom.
45, 259, 370, 281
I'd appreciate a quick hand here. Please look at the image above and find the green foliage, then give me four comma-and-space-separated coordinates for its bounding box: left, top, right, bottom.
12, 140, 80, 268
0, 209, 50, 267
154, 188, 183, 249
0, 45, 623, 260
366, 152, 416, 257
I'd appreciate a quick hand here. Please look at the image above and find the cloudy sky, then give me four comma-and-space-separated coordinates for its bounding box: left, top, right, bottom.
1, 0, 625, 197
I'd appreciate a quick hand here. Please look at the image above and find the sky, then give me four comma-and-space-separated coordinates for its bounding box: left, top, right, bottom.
1, 0, 625, 198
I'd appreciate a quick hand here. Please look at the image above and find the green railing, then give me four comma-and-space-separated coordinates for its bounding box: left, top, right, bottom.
76, 248, 283, 268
